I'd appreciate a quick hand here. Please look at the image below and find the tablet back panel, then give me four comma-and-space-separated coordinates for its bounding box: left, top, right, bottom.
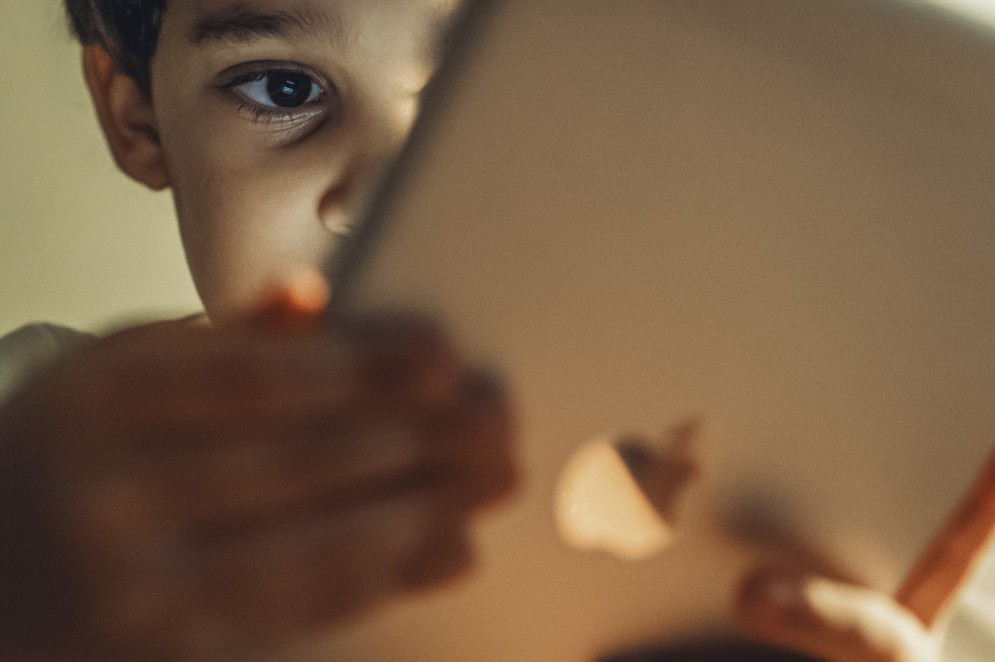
324, 1, 995, 658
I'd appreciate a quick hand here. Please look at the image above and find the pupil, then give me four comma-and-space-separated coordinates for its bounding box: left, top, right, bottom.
267, 72, 312, 108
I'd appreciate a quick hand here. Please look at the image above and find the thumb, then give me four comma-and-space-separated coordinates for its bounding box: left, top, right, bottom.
242, 270, 331, 333
735, 569, 940, 662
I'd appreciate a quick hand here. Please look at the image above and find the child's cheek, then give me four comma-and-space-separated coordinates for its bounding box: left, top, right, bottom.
168, 151, 341, 320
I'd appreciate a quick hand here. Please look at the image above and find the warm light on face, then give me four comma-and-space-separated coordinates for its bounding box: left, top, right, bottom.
148, 0, 459, 320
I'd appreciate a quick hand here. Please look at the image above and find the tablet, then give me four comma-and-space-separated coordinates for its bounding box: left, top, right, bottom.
323, 0, 995, 658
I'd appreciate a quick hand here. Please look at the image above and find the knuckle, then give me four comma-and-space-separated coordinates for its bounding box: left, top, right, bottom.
211, 348, 282, 409
349, 313, 455, 367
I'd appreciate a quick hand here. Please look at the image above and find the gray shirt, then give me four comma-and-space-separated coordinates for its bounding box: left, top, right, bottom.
0, 323, 93, 404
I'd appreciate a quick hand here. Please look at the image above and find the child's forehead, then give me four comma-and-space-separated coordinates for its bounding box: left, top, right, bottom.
161, 0, 461, 34
156, 0, 462, 70
151, 0, 463, 86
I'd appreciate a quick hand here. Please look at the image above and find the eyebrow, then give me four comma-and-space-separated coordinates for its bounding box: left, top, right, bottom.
187, 4, 347, 47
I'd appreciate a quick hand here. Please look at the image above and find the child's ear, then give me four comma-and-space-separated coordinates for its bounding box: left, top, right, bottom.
82, 46, 170, 191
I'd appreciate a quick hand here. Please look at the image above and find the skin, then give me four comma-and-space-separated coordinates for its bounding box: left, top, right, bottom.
0, 1, 518, 660
735, 569, 940, 662
133, 0, 458, 320
0, 0, 944, 659
0, 305, 516, 661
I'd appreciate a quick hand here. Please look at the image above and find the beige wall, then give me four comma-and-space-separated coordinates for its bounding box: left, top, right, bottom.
0, 2, 201, 336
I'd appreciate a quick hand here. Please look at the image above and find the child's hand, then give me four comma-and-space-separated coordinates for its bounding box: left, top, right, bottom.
0, 307, 516, 660
735, 568, 941, 662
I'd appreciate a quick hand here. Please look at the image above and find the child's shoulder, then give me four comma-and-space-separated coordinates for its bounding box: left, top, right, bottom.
0, 323, 93, 403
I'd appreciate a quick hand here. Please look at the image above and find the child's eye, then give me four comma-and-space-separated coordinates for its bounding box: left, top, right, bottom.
233, 70, 326, 109
219, 64, 338, 129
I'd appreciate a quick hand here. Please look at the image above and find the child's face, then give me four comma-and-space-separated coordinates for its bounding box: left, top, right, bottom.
149, 0, 457, 320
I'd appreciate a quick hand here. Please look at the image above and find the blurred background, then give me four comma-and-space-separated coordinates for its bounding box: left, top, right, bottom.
0, 0, 992, 336
0, 1, 200, 336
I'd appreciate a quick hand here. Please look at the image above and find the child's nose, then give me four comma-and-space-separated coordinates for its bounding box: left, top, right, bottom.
316, 101, 419, 237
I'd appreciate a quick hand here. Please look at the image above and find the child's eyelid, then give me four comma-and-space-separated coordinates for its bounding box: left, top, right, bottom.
224, 70, 268, 87
214, 60, 344, 137
216, 59, 334, 91
234, 100, 316, 126
226, 88, 326, 123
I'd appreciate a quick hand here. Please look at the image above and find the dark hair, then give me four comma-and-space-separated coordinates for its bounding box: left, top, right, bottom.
63, 0, 165, 94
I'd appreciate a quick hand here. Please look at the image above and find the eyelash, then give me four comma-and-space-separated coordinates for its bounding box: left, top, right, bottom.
220, 65, 334, 126
232, 97, 291, 124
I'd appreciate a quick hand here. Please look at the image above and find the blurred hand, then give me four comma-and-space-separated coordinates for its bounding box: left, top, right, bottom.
736, 568, 942, 662
0, 286, 517, 660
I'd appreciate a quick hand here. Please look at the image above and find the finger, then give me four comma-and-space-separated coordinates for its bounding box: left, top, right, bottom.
425, 372, 519, 511
61, 331, 354, 439
337, 313, 460, 408
92, 490, 473, 656
241, 269, 330, 334
74, 326, 460, 447
66, 370, 501, 557
72, 379, 516, 565
68, 415, 436, 546
735, 569, 939, 662
195, 494, 449, 631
